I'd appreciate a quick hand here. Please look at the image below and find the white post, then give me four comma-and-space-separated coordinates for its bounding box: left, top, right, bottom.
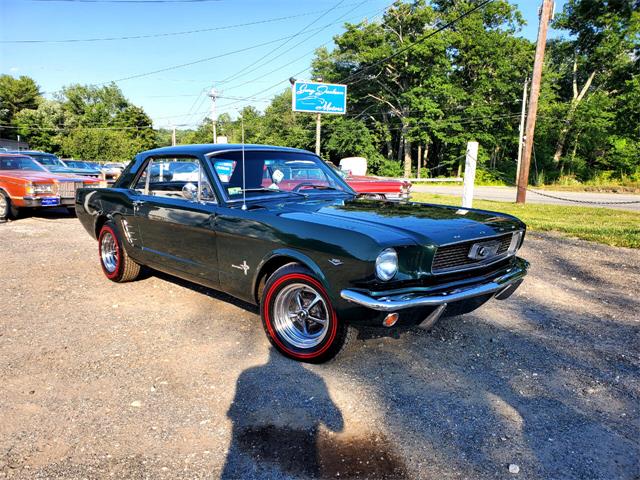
462, 141, 478, 208
516, 77, 528, 182
315, 113, 321, 156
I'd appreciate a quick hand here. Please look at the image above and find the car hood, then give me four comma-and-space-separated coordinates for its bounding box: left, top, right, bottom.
279, 197, 523, 246
47, 166, 96, 175
0, 170, 93, 183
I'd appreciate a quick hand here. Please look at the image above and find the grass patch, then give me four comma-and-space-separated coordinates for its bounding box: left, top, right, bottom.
411, 192, 640, 249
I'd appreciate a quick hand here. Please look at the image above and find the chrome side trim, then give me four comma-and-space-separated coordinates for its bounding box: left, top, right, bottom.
340, 258, 528, 312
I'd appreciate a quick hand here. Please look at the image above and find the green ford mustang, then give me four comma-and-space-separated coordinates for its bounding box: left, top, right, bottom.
76, 144, 528, 362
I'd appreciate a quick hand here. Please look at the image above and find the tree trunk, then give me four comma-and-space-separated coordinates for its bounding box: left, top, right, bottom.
553, 63, 595, 164
403, 137, 412, 178
417, 145, 422, 178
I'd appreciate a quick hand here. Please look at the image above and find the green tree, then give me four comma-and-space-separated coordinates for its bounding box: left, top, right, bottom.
14, 100, 68, 152
0, 75, 42, 139
59, 82, 129, 128
115, 105, 156, 151
549, 0, 639, 168
61, 127, 140, 162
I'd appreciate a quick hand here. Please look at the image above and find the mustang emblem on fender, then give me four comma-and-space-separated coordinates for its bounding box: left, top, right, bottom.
232, 260, 250, 276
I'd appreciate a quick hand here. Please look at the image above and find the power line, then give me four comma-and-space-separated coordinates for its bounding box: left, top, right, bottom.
220, 0, 380, 94
92, 24, 328, 85
2, 9, 356, 44
214, 3, 392, 110
136, 2, 390, 123
31, 0, 222, 3
218, 0, 348, 86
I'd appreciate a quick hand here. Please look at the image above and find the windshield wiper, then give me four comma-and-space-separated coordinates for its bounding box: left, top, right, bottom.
239, 188, 307, 198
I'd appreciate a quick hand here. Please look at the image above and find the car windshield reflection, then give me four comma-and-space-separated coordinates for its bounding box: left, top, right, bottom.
0, 156, 48, 171
207, 150, 352, 201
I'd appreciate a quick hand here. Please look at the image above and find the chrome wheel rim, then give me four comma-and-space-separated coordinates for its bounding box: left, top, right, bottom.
100, 231, 118, 273
272, 283, 330, 349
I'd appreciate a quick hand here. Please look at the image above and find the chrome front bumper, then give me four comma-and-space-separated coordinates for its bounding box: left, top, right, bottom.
340, 258, 529, 312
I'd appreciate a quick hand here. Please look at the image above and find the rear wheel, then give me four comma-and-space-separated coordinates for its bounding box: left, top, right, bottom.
260, 264, 354, 363
98, 221, 141, 282
0, 191, 18, 220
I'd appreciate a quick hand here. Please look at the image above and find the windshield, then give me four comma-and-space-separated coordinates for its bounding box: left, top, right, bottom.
207, 150, 353, 200
0, 156, 47, 172
27, 153, 64, 167
326, 161, 348, 179
66, 160, 92, 169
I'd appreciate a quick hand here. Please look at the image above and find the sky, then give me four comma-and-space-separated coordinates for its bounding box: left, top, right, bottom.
0, 0, 567, 130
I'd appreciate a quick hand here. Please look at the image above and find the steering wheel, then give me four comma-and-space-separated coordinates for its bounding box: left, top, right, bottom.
293, 182, 317, 192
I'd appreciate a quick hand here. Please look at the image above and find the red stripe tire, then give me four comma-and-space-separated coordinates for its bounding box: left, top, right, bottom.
98, 220, 141, 283
260, 263, 354, 363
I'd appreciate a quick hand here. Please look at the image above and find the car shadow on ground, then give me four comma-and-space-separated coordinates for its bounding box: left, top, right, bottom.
220, 347, 408, 480
333, 295, 639, 479
212, 296, 637, 479
3, 206, 76, 222
141, 246, 638, 479
148, 269, 259, 315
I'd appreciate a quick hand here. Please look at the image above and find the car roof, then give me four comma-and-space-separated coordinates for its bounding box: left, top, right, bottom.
140, 143, 314, 157
0, 153, 33, 157
5, 150, 56, 155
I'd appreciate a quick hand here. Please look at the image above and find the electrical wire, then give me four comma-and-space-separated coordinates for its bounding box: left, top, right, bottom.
217, 0, 348, 86
2, 8, 358, 44
220, 0, 379, 94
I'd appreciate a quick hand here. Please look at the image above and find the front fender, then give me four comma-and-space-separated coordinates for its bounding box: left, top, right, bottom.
252, 248, 328, 298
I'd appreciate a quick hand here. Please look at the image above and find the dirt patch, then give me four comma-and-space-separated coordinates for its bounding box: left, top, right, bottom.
1, 211, 638, 479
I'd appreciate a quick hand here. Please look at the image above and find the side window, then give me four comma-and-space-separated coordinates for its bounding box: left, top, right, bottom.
133, 156, 216, 203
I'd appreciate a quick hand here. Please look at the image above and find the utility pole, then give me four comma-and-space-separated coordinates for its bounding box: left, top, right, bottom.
171, 124, 176, 146
208, 87, 218, 144
517, 0, 553, 203
515, 77, 528, 182
315, 113, 321, 156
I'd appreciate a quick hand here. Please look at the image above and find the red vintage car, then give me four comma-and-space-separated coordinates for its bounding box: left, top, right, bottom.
326, 162, 411, 200
0, 153, 100, 219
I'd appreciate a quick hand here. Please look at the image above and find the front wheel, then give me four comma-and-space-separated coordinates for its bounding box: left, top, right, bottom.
0, 191, 18, 220
98, 221, 141, 282
260, 264, 354, 363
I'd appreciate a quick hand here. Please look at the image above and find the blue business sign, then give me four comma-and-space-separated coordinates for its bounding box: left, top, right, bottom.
292, 81, 347, 115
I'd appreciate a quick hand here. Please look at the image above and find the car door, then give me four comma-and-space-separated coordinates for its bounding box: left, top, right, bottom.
132, 155, 219, 286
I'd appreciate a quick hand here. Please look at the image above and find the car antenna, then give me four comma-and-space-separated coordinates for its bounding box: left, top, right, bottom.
240, 112, 247, 211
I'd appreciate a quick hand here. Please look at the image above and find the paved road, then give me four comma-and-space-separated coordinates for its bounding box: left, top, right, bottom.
1, 211, 639, 479
412, 185, 640, 212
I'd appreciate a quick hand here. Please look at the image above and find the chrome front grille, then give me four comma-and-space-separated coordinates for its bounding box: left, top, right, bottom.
57, 181, 83, 198
432, 233, 514, 274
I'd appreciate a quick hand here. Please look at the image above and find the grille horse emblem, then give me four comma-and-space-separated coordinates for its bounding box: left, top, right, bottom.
468, 240, 501, 261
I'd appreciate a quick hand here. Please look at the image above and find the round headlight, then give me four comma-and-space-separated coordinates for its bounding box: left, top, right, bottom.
375, 248, 398, 281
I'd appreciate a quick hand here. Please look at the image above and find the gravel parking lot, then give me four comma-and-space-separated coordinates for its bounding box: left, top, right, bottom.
1, 211, 639, 479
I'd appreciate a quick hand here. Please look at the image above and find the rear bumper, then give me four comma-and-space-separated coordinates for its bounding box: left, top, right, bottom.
340, 257, 528, 312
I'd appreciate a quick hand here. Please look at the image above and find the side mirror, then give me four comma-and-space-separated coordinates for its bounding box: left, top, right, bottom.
182, 182, 197, 201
